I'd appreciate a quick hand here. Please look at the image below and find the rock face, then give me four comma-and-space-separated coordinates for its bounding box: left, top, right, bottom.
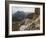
19, 25, 28, 31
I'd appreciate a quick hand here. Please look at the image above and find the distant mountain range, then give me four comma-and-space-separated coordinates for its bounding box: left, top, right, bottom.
12, 11, 33, 21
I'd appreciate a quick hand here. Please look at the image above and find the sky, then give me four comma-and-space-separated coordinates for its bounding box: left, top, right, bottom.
12, 7, 35, 14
